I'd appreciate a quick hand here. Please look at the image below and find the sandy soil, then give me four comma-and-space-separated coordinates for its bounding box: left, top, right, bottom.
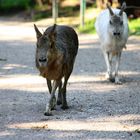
0, 19, 140, 140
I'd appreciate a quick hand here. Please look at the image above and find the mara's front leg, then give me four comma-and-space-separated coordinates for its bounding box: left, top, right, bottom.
61, 65, 73, 110
44, 80, 58, 116
46, 79, 52, 94
115, 52, 122, 84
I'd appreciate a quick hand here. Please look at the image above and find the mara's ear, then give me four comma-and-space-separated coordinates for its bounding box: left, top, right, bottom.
119, 2, 126, 15
49, 24, 57, 45
106, 3, 114, 16
34, 24, 42, 39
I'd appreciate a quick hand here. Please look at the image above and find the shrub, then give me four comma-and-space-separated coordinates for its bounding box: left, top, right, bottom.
0, 0, 33, 11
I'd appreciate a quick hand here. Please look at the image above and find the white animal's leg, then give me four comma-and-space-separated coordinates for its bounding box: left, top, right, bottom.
103, 52, 112, 80
108, 53, 113, 77
44, 80, 58, 116
115, 52, 122, 84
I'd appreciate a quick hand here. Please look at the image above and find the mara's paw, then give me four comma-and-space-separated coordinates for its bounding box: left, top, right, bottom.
109, 77, 115, 83
115, 80, 122, 85
61, 105, 69, 110
57, 100, 62, 105
44, 111, 53, 116
51, 107, 56, 110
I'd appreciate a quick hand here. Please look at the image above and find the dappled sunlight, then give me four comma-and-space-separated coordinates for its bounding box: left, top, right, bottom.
0, 74, 46, 92
0, 74, 101, 92
0, 73, 120, 93
7, 114, 140, 132
0, 24, 36, 42
79, 36, 99, 49
120, 71, 140, 76
0, 70, 139, 93
71, 71, 140, 83
0, 130, 15, 137
2, 64, 27, 70
125, 45, 140, 52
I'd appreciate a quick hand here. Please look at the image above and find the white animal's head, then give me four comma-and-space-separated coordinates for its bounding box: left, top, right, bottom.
107, 2, 126, 38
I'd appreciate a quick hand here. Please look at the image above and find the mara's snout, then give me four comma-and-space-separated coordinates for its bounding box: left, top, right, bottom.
38, 57, 47, 67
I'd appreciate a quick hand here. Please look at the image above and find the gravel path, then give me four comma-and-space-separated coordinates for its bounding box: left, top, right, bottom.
0, 19, 140, 140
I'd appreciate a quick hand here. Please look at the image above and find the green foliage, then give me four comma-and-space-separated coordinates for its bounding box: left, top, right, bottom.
78, 18, 96, 34
0, 0, 32, 11
129, 18, 140, 36
78, 18, 140, 36
59, 6, 79, 17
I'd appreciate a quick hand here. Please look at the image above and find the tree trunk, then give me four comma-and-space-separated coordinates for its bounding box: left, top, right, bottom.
36, 0, 43, 6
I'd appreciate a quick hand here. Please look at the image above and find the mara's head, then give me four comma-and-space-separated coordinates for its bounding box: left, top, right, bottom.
107, 2, 126, 38
34, 24, 57, 68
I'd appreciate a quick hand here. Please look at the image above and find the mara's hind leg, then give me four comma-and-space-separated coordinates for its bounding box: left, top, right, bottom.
61, 65, 74, 110
61, 76, 69, 110
57, 80, 62, 105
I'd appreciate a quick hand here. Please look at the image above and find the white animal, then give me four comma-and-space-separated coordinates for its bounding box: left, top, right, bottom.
95, 2, 129, 84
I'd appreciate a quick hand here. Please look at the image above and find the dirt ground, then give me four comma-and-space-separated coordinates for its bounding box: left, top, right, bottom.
0, 18, 140, 140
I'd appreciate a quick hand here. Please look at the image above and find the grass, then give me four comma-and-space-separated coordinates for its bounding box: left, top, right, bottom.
129, 18, 140, 36
77, 18, 96, 34
78, 18, 140, 36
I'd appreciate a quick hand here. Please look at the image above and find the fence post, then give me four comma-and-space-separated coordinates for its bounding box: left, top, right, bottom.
80, 0, 86, 27
52, 0, 58, 24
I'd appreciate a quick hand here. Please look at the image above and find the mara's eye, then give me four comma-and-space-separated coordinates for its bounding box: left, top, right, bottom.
109, 20, 112, 25
120, 21, 123, 25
